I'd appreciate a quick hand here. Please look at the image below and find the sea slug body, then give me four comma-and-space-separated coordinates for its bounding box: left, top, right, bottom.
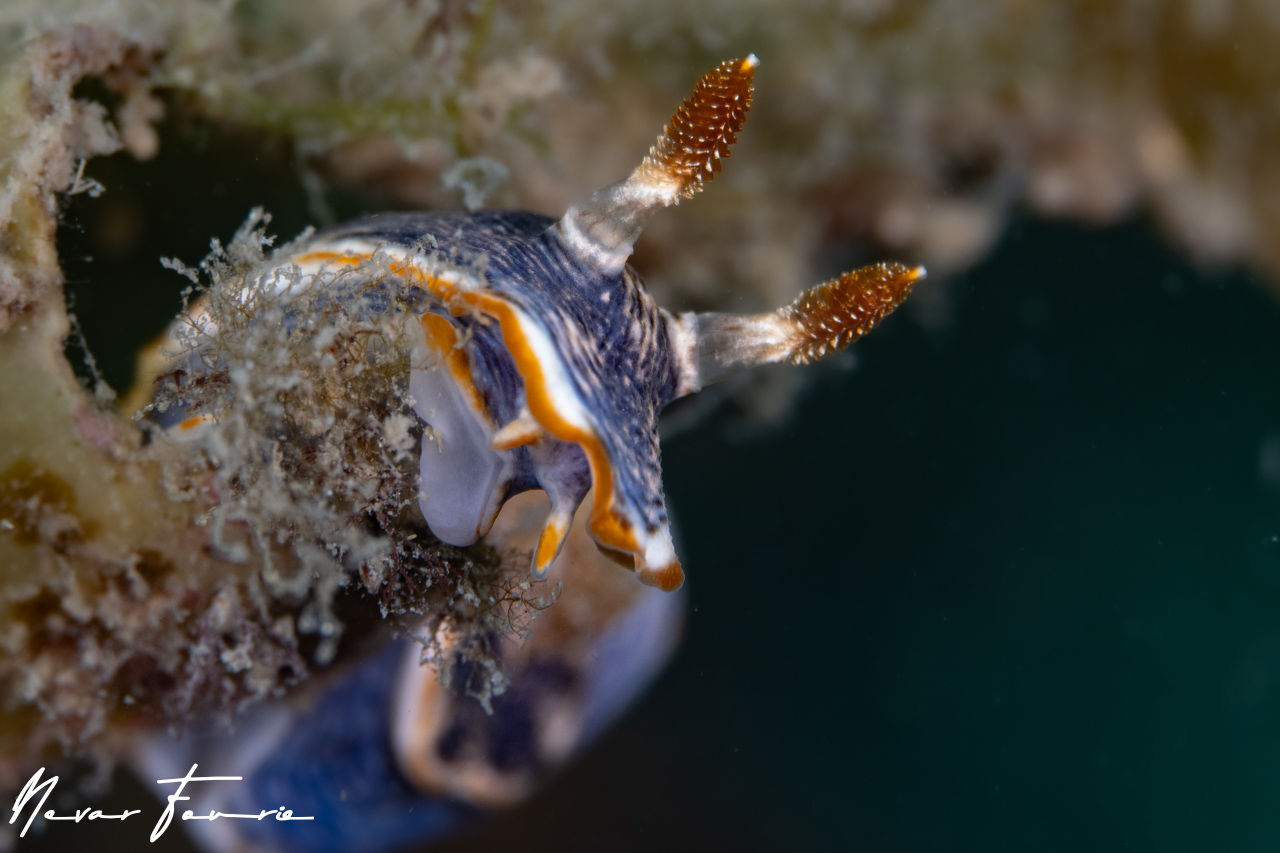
151, 56, 923, 592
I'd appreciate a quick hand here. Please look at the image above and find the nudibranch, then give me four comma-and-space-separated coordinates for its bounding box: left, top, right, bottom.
155, 56, 922, 592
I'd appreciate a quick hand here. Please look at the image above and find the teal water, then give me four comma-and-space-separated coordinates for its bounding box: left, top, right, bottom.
440, 216, 1280, 852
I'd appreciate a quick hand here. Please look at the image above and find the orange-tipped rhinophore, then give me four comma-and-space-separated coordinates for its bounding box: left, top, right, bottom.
635, 55, 758, 200
778, 263, 925, 365
555, 55, 759, 274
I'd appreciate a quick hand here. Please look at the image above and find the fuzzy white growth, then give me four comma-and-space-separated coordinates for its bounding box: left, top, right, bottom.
442, 156, 510, 211
158, 212, 416, 665
150, 210, 542, 687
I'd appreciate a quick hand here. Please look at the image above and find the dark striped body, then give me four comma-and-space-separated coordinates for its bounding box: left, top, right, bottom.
307, 211, 689, 583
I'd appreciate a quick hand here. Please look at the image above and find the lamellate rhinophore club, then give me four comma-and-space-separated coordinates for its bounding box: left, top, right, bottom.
161, 55, 924, 592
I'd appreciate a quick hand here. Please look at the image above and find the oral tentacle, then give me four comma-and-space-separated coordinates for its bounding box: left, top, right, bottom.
532, 511, 572, 578
527, 440, 592, 577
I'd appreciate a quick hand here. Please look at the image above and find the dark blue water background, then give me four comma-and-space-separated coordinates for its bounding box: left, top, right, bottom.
442, 215, 1280, 853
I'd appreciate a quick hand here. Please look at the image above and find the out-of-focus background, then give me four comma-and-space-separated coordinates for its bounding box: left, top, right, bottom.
6, 1, 1280, 850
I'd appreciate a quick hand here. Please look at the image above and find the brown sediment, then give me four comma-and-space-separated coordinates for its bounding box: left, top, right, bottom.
0, 461, 90, 546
